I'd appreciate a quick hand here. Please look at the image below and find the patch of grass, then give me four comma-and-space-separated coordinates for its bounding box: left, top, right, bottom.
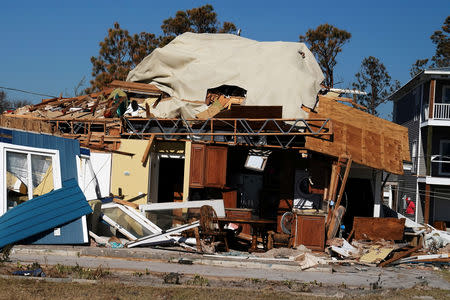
51, 263, 110, 280
246, 278, 262, 284
440, 268, 450, 283
281, 280, 294, 289
186, 274, 209, 287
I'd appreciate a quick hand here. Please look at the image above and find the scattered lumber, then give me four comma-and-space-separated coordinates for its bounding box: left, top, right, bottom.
378, 244, 422, 267
112, 198, 139, 210
109, 80, 162, 95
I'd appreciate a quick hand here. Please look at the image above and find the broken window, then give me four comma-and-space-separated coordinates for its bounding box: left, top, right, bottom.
1, 143, 62, 214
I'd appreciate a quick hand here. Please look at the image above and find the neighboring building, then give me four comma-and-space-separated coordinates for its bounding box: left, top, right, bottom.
390, 68, 450, 225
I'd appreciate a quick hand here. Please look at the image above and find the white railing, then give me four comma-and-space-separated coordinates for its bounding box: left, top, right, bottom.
433, 103, 450, 120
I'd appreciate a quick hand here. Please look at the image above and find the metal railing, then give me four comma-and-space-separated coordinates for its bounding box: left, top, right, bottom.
433, 103, 450, 120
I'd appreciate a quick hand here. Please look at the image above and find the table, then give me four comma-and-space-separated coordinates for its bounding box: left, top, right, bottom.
217, 217, 276, 252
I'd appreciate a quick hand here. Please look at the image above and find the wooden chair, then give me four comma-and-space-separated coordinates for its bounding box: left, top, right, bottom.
197, 205, 229, 252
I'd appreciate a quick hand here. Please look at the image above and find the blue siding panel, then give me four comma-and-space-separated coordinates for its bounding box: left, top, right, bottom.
0, 179, 92, 249
11, 131, 80, 183
24, 218, 86, 245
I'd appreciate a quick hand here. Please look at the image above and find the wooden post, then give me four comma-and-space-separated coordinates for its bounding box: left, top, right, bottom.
334, 158, 352, 209
183, 141, 192, 204
428, 80, 436, 119
424, 184, 431, 224
141, 134, 155, 166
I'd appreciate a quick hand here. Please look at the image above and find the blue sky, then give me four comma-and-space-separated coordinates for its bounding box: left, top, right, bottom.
0, 0, 447, 118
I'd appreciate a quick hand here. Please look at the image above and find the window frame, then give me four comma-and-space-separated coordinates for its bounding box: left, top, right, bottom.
442, 85, 450, 104
411, 140, 417, 174
0, 143, 62, 215
438, 139, 450, 176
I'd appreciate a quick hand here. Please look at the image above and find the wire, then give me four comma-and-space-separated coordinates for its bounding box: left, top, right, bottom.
0, 86, 56, 98
391, 186, 450, 201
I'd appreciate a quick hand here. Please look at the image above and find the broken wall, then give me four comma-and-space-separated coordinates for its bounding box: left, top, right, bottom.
111, 139, 149, 203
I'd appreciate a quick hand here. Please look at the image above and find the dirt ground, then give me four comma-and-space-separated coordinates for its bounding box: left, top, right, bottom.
1, 262, 449, 299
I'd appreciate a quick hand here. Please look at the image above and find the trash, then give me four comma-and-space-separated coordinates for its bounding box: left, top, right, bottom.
359, 246, 395, 264
12, 268, 46, 277
330, 239, 359, 258
294, 252, 327, 270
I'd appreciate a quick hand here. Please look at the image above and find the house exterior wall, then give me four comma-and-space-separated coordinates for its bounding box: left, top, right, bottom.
430, 127, 450, 177
393, 73, 450, 224
393, 86, 421, 217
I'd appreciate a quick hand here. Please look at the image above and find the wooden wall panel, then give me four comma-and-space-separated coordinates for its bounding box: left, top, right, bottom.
383, 136, 402, 173
345, 124, 362, 163
305, 96, 410, 175
364, 131, 381, 168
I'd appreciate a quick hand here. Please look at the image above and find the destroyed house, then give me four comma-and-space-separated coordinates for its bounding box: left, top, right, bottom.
1, 33, 410, 250
390, 67, 450, 227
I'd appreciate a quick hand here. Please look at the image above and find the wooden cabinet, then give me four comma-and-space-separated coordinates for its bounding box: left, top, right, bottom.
189, 144, 227, 188
294, 213, 325, 251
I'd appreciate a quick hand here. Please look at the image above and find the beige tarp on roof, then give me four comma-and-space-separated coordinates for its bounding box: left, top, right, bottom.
127, 33, 324, 119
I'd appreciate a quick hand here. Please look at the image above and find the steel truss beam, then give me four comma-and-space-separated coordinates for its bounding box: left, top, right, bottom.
46, 117, 332, 149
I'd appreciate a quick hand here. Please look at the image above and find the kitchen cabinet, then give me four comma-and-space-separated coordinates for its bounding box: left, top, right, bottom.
189, 144, 227, 188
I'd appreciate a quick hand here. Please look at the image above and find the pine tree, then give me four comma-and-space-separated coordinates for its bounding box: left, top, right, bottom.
352, 56, 400, 116
299, 24, 351, 88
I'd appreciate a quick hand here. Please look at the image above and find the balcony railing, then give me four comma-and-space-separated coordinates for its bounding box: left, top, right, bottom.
433, 103, 450, 120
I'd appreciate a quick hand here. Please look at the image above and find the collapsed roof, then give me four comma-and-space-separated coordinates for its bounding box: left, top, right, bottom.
127, 32, 324, 119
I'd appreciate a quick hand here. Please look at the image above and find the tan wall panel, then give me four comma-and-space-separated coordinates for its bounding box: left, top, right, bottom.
111, 139, 149, 203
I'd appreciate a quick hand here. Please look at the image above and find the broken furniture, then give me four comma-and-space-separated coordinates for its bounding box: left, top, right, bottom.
198, 205, 229, 252
293, 211, 326, 251
351, 217, 405, 241
224, 208, 253, 235
217, 216, 276, 252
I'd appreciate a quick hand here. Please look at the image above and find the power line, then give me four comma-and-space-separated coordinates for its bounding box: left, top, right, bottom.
0, 86, 56, 98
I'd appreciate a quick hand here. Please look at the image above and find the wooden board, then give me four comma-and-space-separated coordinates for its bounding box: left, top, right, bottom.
305, 96, 410, 175
109, 80, 162, 94
214, 106, 283, 119
353, 217, 405, 241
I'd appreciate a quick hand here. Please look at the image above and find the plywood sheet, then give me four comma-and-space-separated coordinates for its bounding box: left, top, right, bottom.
305, 96, 410, 174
